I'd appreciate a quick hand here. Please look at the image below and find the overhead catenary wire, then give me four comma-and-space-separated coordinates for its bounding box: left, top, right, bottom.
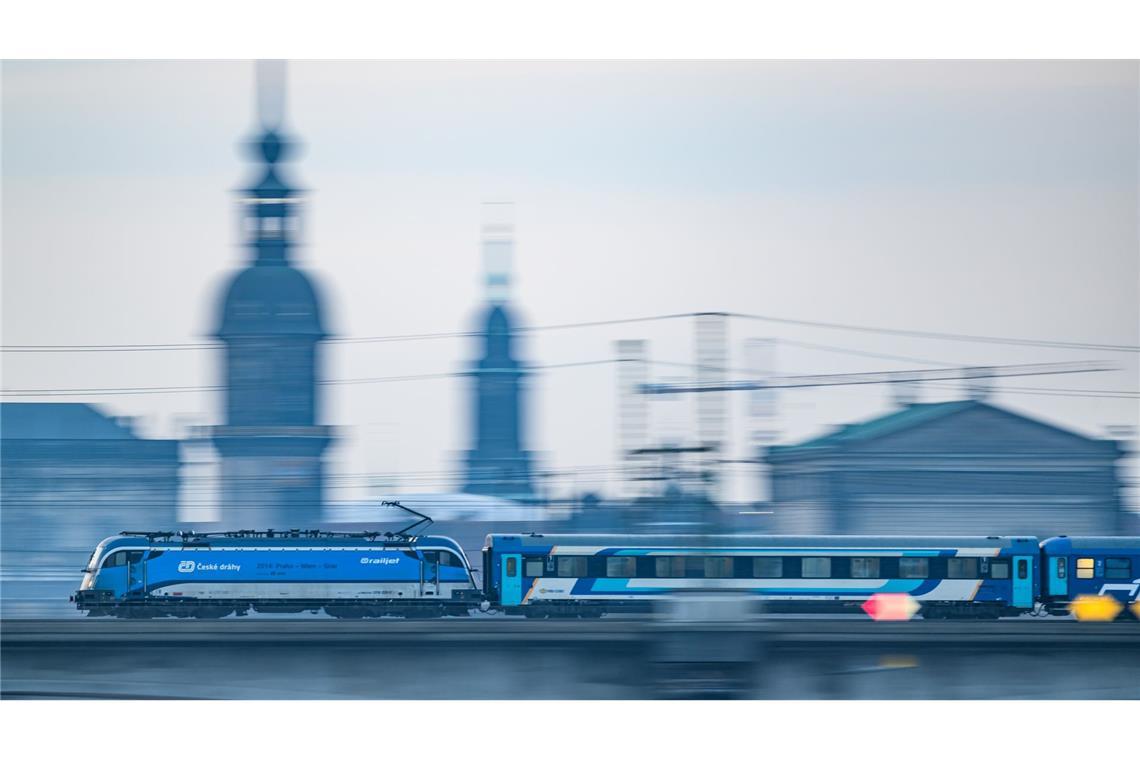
4, 309, 1137, 353
3, 357, 1136, 399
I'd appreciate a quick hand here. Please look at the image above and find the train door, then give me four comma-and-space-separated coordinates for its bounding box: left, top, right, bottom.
1047, 555, 1068, 598
1013, 555, 1033, 608
126, 551, 146, 596
420, 552, 440, 597
501, 554, 523, 606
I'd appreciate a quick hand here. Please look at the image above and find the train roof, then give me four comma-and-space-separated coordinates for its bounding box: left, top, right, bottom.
93, 532, 464, 551
486, 534, 1039, 549
1039, 536, 1140, 551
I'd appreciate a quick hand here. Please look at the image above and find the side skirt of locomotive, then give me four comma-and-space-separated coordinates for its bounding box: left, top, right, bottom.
74, 589, 484, 619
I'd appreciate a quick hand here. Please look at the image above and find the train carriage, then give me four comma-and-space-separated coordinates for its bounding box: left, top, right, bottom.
73, 530, 481, 618
1039, 536, 1140, 619
483, 534, 1041, 618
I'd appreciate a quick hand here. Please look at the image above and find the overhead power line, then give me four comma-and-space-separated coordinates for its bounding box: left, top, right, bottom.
5, 359, 1134, 400
725, 311, 1140, 353
4, 310, 1136, 353
640, 361, 1118, 395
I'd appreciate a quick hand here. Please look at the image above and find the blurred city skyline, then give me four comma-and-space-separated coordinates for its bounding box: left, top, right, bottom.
3, 60, 1137, 511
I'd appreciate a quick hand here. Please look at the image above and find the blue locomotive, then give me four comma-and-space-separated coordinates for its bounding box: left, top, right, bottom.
481, 534, 1043, 619
73, 529, 480, 618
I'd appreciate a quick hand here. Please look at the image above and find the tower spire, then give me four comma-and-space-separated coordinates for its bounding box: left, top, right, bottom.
481, 201, 514, 304
244, 59, 298, 267
256, 59, 287, 131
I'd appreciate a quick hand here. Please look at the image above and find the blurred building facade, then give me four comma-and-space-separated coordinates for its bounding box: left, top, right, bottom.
765, 400, 1125, 537
462, 214, 536, 502
209, 110, 334, 529
0, 403, 180, 565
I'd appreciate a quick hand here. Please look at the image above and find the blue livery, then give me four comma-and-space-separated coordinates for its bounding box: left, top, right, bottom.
73, 530, 479, 618
1039, 536, 1140, 619
482, 534, 1042, 619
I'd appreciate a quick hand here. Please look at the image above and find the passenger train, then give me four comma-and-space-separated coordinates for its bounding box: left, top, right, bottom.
73, 523, 1140, 621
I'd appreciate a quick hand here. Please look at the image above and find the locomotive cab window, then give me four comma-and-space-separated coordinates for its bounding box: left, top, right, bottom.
439, 552, 464, 568
102, 551, 142, 568
524, 559, 545, 577
899, 558, 929, 579
1106, 558, 1132, 579
1076, 558, 1094, 579
947, 557, 979, 579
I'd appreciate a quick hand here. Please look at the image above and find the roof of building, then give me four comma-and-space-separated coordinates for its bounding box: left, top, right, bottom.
1, 402, 141, 440
783, 400, 977, 451
767, 399, 1114, 457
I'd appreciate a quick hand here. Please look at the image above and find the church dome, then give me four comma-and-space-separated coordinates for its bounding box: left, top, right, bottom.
216, 264, 327, 339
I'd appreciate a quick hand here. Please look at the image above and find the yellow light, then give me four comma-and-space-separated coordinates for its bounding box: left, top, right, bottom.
878, 655, 919, 669
1070, 594, 1123, 622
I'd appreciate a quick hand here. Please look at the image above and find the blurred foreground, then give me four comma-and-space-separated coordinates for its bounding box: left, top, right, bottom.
3, 615, 1137, 700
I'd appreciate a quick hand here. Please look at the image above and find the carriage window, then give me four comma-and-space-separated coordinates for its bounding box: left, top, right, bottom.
606, 557, 636, 578
505, 557, 517, 577
753, 557, 783, 578
655, 557, 686, 578
899, 558, 929, 579
851, 558, 880, 579
524, 560, 545, 577
557, 556, 588, 577
990, 560, 1010, 579
802, 557, 831, 578
704, 557, 733, 578
1076, 558, 1094, 579
1055, 558, 1066, 579
1106, 558, 1132, 579
947, 557, 979, 579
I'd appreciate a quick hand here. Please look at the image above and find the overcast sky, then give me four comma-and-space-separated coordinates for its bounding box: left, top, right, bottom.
3, 60, 1138, 512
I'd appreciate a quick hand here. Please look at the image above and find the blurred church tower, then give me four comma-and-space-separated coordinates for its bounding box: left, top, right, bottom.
210, 61, 334, 528
462, 203, 537, 503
